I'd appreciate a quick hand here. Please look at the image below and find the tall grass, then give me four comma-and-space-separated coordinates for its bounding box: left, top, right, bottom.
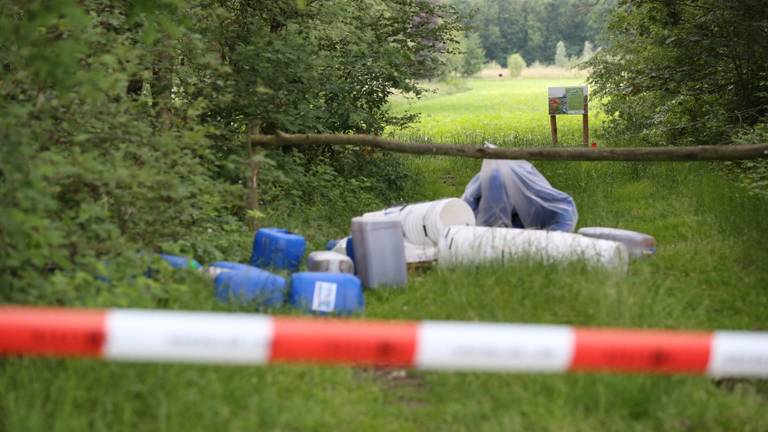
2, 77, 767, 431
387, 78, 598, 147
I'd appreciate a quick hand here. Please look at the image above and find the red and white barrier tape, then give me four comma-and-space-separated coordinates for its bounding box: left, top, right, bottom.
1, 307, 766, 377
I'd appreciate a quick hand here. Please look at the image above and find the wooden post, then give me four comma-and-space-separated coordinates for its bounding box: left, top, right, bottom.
582, 95, 590, 147
550, 115, 558, 146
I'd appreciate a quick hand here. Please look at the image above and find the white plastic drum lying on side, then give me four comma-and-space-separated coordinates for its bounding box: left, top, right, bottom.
438, 226, 629, 273
400, 198, 476, 246
577, 227, 656, 258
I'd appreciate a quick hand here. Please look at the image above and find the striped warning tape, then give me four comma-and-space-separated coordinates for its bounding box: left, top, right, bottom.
1, 306, 767, 377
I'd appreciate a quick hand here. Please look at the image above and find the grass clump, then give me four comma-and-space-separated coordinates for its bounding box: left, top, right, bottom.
2, 78, 768, 431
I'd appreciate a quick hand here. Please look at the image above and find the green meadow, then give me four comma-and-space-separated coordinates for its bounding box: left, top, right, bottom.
2, 78, 767, 431
388, 77, 597, 146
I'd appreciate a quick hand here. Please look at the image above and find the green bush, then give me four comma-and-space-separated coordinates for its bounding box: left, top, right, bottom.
0, 0, 457, 305
554, 41, 569, 68
257, 147, 412, 242
506, 53, 526, 78
586, 0, 768, 145
725, 124, 768, 199
461, 32, 486, 77
0, 2, 246, 305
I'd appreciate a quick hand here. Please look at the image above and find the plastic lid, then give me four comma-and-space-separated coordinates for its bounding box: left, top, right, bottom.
351, 216, 402, 231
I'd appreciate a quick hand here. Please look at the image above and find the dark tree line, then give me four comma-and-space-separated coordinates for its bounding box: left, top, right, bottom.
447, 0, 616, 66
586, 0, 768, 145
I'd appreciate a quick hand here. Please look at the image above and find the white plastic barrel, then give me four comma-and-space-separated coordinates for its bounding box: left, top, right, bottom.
400, 202, 435, 246
400, 199, 476, 246
438, 226, 629, 273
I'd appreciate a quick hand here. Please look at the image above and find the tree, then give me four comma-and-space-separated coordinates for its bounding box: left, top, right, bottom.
202, 0, 460, 138
586, 0, 768, 145
507, 53, 526, 78
554, 40, 569, 68
461, 32, 486, 76
0, 1, 246, 302
448, 0, 615, 64
441, 31, 485, 77
580, 40, 595, 62
0, 0, 461, 303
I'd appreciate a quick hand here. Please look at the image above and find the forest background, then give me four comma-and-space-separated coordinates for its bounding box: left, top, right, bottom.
1, 0, 766, 337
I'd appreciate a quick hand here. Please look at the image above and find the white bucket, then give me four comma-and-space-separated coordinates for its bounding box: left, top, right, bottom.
400, 201, 435, 246
401, 199, 476, 246
438, 226, 629, 273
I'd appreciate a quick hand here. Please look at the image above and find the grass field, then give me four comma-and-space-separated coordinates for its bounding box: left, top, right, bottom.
2, 78, 768, 431
388, 78, 599, 147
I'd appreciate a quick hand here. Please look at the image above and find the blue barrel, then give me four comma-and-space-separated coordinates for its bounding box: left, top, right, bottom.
346, 237, 355, 270
214, 268, 286, 306
289, 272, 364, 315
159, 254, 202, 270
324, 239, 339, 251
250, 228, 306, 271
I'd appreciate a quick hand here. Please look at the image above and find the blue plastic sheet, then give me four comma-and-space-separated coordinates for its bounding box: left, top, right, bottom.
461, 145, 578, 232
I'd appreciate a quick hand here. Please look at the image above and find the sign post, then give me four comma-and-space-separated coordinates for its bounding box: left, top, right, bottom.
549, 114, 558, 146
548, 86, 589, 146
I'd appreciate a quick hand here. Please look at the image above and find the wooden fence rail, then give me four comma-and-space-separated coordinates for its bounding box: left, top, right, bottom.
250, 133, 768, 162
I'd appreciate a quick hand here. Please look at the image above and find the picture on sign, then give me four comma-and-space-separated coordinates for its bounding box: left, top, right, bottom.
548, 86, 588, 115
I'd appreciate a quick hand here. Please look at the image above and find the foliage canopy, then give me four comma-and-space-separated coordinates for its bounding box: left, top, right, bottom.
586, 0, 768, 145
0, 0, 459, 304
447, 0, 615, 66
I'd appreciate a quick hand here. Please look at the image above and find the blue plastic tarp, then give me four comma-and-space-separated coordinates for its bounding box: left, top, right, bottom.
461, 145, 578, 232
